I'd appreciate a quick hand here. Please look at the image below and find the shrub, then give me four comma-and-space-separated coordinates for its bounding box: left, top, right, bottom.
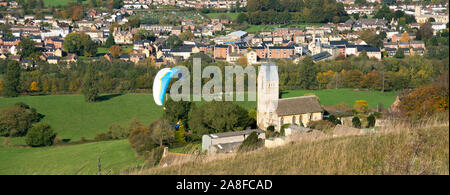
367, 114, 376, 128
144, 146, 165, 166
94, 132, 113, 141
0, 106, 33, 137
238, 131, 263, 152
267, 125, 275, 131
128, 124, 157, 154
80, 136, 87, 142
327, 115, 342, 125
25, 123, 57, 147
352, 117, 361, 128
53, 136, 63, 145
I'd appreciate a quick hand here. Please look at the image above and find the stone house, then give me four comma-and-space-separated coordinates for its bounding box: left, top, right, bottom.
202, 129, 266, 153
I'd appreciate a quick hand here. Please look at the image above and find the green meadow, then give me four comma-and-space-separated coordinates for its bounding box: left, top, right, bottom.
0, 139, 143, 175
0, 89, 396, 174
282, 89, 397, 108
43, 0, 78, 6
205, 12, 242, 20
0, 94, 161, 142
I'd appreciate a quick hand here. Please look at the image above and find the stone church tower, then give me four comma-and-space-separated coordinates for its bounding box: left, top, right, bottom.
257, 62, 279, 130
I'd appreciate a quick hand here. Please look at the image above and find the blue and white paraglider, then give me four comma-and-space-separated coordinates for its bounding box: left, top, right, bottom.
152, 68, 180, 106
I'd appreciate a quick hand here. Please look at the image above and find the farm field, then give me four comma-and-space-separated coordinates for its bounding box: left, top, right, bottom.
205, 12, 242, 20
245, 23, 323, 33
43, 0, 78, 6
0, 89, 397, 174
0, 89, 396, 143
281, 89, 397, 108
0, 139, 144, 175
0, 94, 161, 142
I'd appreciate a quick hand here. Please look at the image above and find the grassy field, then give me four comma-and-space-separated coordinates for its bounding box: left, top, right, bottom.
0, 139, 144, 175
205, 12, 242, 20
282, 89, 397, 108
0, 89, 397, 174
0, 94, 162, 142
140, 125, 449, 175
43, 0, 78, 6
0, 89, 396, 143
245, 23, 323, 33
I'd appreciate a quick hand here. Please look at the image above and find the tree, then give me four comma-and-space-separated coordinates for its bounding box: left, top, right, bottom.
174, 121, 186, 145
236, 55, 248, 66
298, 56, 318, 89
25, 123, 56, 147
3, 61, 21, 97
179, 30, 194, 41
394, 48, 405, 58
416, 22, 433, 40
109, 45, 122, 58
30, 81, 40, 92
17, 38, 38, 58
166, 35, 182, 48
163, 98, 192, 129
0, 105, 34, 137
81, 64, 100, 102
354, 100, 369, 114
399, 32, 410, 42
128, 122, 156, 154
188, 101, 255, 140
149, 119, 172, 147
63, 32, 98, 56
105, 35, 115, 48
352, 116, 361, 128
367, 114, 376, 128
238, 131, 263, 152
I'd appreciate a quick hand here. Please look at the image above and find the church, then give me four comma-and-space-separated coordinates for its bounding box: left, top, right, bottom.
257, 63, 323, 130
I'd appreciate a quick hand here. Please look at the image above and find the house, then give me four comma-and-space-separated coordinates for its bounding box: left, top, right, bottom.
201, 129, 266, 153
214, 45, 231, 59
257, 63, 323, 130
267, 46, 295, 59
113, 28, 133, 44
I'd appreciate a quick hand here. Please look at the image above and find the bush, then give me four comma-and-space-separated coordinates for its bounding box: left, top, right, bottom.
0, 106, 33, 137
238, 131, 263, 152
352, 117, 361, 128
327, 115, 342, 125
367, 114, 376, 128
144, 146, 165, 166
25, 123, 57, 147
128, 124, 157, 154
94, 132, 113, 141
308, 120, 335, 131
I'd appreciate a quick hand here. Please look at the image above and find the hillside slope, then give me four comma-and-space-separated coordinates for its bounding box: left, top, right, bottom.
137, 126, 449, 175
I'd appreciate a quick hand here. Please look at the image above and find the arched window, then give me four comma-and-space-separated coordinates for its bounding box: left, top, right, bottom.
280, 117, 284, 125
292, 116, 296, 125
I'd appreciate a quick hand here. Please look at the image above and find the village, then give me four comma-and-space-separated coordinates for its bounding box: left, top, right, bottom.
0, 0, 448, 175
0, 0, 447, 67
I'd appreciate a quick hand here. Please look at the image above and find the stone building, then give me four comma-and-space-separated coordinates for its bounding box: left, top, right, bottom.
257, 63, 323, 130
112, 28, 133, 44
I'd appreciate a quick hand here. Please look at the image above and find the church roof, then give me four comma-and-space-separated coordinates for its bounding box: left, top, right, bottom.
276, 96, 323, 116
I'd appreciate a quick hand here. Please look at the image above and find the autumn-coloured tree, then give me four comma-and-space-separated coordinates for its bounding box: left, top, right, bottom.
236, 55, 248, 66
30, 81, 40, 92
343, 70, 363, 88
109, 45, 122, 58
354, 100, 369, 114
399, 31, 410, 42
361, 70, 382, 90
316, 70, 335, 89
398, 83, 449, 119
